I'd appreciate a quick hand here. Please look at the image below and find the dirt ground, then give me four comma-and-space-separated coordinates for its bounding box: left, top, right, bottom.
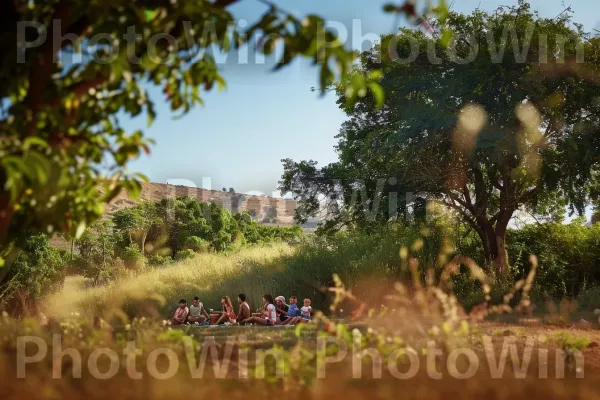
2, 316, 600, 399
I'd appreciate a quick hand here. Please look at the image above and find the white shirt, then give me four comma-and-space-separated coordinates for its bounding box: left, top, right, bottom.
301, 306, 311, 318
189, 303, 204, 318
266, 304, 276, 321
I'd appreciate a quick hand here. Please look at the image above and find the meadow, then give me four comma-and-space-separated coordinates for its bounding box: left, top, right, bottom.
44, 219, 600, 324
8, 177, 600, 400
5, 231, 600, 400
46, 243, 296, 321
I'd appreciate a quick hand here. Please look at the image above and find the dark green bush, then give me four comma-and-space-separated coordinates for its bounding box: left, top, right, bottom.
122, 244, 143, 269
507, 221, 600, 302
147, 254, 174, 266
174, 249, 196, 262
184, 236, 210, 253
0, 234, 68, 311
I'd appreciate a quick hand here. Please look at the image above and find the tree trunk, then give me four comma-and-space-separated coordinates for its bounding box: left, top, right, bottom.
475, 220, 510, 275
141, 231, 147, 257
491, 233, 508, 275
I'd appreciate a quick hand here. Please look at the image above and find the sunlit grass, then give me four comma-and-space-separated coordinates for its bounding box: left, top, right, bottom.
46, 243, 295, 321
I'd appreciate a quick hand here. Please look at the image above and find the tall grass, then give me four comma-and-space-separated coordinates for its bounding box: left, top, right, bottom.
46, 243, 295, 320
46, 223, 459, 321
46, 219, 600, 325
12, 224, 600, 399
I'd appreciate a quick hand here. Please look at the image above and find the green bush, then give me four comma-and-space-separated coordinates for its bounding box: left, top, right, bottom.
508, 221, 600, 301
184, 236, 210, 253
237, 219, 600, 313
73, 221, 118, 285
122, 244, 143, 269
575, 285, 600, 311
0, 234, 68, 310
174, 249, 196, 262
147, 254, 174, 266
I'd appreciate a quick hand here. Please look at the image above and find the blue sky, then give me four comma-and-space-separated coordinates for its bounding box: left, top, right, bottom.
124, 0, 598, 203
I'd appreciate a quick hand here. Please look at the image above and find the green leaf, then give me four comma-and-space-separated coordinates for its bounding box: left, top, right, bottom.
383, 3, 397, 13
103, 185, 122, 203
147, 102, 156, 127
319, 65, 334, 93
134, 172, 150, 183
368, 82, 385, 109
368, 70, 384, 81
124, 179, 143, 200
440, 29, 454, 48
145, 9, 159, 22
434, 0, 450, 23
23, 137, 48, 150
75, 221, 87, 240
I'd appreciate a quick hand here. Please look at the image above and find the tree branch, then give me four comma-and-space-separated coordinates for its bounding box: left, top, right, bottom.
212, 0, 242, 8
24, 1, 91, 136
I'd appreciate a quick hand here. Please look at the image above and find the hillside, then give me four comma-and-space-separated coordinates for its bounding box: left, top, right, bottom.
99, 182, 298, 225
50, 182, 301, 249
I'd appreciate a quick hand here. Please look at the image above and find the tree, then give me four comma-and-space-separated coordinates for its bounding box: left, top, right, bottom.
112, 201, 159, 257
282, 2, 600, 273
134, 201, 161, 257
112, 208, 143, 245
74, 219, 117, 285
0, 234, 67, 312
2, 0, 424, 285
228, 188, 235, 193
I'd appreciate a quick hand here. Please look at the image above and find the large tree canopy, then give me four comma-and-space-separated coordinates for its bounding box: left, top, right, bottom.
0, 0, 436, 281
281, 1, 600, 273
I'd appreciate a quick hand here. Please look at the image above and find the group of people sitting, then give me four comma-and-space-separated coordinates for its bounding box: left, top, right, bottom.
171, 293, 312, 326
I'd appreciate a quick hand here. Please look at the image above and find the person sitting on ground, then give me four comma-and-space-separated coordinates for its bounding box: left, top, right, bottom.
171, 299, 189, 325
187, 296, 210, 324
288, 296, 300, 317
275, 296, 289, 324
236, 294, 251, 324
300, 298, 312, 321
241, 294, 277, 326
280, 296, 301, 325
215, 296, 237, 324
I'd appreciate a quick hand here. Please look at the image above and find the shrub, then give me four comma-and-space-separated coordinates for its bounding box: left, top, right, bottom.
122, 244, 143, 269
184, 236, 210, 253
576, 285, 600, 311
0, 234, 68, 312
147, 254, 174, 266
508, 221, 600, 301
174, 249, 196, 262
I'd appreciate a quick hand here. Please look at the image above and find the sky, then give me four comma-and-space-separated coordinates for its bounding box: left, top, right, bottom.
123, 0, 599, 207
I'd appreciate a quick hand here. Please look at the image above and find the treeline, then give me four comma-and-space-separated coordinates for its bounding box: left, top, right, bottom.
0, 197, 304, 313
276, 215, 600, 313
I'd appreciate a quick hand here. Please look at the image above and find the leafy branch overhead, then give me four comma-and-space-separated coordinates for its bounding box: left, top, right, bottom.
0, 0, 434, 274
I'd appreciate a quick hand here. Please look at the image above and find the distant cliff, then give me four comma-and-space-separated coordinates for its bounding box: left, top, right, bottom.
100, 182, 298, 225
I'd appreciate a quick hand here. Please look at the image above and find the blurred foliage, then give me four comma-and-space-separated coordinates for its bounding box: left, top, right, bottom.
173, 248, 196, 262
73, 219, 120, 284
0, 0, 433, 288
507, 220, 600, 302
0, 234, 68, 313
281, 1, 600, 274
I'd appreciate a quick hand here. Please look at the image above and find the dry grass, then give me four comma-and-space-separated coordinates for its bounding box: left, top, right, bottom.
45, 243, 295, 321
12, 241, 600, 399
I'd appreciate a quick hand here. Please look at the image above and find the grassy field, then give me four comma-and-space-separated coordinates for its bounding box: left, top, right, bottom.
2, 238, 599, 399
46, 243, 297, 321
